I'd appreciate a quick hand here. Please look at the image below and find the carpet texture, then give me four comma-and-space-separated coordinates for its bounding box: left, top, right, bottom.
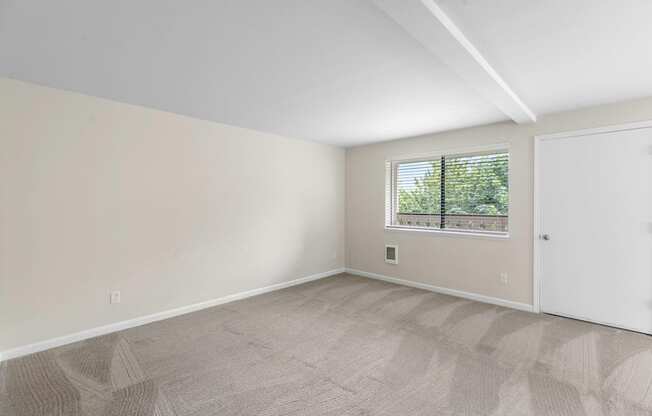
2, 273, 652, 415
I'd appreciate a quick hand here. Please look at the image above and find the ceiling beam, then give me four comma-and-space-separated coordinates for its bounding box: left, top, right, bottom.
373, 0, 536, 123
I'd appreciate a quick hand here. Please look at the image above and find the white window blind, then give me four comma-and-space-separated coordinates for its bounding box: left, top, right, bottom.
386, 149, 509, 234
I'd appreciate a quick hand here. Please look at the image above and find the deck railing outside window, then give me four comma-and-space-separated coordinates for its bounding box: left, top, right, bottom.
395, 213, 508, 233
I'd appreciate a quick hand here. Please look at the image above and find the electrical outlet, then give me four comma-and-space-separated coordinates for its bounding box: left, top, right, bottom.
331, 251, 337, 260
110, 291, 121, 304
500, 273, 509, 285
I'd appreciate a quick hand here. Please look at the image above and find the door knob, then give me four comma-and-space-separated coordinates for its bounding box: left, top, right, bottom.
541, 234, 550, 241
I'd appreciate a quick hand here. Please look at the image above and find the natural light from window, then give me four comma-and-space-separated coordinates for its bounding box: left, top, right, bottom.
386, 149, 509, 235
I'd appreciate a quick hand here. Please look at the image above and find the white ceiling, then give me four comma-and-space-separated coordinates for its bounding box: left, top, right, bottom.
1, 1, 652, 146
437, 0, 652, 115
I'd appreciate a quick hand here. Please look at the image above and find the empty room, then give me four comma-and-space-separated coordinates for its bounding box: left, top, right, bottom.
2, 1, 652, 415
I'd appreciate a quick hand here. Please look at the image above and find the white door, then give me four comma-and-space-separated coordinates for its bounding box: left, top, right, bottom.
538, 125, 652, 334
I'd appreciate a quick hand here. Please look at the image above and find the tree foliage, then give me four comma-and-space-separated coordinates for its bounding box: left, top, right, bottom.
398, 154, 508, 216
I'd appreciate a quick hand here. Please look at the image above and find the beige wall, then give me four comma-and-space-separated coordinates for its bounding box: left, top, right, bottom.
4, 76, 652, 354
0, 78, 346, 352
346, 97, 652, 306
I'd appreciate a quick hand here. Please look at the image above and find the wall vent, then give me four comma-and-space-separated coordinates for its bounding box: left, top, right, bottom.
385, 245, 398, 264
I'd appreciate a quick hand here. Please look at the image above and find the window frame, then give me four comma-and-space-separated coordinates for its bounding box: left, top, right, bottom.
385, 143, 511, 238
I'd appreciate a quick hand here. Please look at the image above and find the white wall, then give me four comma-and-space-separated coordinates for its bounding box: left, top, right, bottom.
346, 96, 652, 307
0, 78, 346, 352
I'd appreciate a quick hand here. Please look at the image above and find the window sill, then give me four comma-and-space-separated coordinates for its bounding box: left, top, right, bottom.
384, 225, 510, 240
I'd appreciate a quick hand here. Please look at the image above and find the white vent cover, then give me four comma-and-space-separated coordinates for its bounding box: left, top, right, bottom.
385, 245, 398, 264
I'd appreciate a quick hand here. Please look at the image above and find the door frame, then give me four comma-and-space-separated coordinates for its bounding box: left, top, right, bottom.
533, 120, 652, 314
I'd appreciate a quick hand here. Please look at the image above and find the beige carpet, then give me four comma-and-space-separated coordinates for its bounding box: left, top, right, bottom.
2, 273, 652, 415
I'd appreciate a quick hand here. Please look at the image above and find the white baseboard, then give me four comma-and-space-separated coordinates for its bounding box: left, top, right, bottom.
345, 268, 534, 313
0, 268, 345, 362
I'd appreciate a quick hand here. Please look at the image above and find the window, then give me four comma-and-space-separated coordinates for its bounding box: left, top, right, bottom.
386, 148, 509, 235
